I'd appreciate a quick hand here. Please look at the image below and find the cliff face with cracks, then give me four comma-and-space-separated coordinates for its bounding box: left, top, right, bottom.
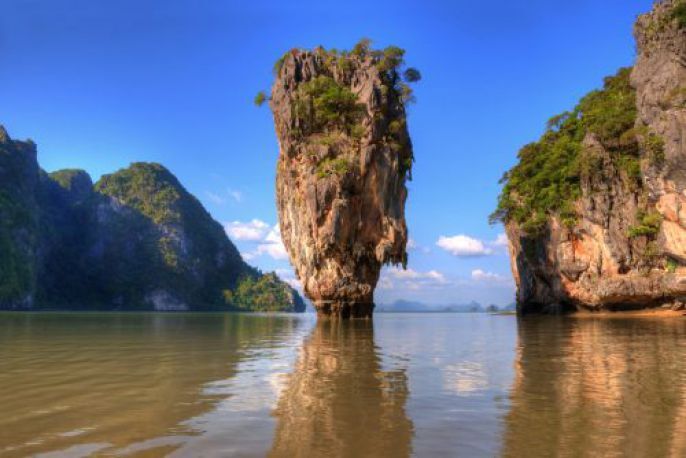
268, 43, 418, 317
496, 1, 686, 313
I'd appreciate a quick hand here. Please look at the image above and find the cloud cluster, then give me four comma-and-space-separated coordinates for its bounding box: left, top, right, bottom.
437, 235, 493, 257
225, 219, 271, 241
205, 188, 243, 205
436, 233, 508, 257
471, 269, 506, 282
224, 219, 289, 260
275, 268, 302, 290
380, 267, 448, 291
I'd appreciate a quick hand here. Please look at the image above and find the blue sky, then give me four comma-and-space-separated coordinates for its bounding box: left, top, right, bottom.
1, 0, 653, 306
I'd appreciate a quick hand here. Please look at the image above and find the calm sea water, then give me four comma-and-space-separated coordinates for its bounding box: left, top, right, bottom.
0, 312, 685, 457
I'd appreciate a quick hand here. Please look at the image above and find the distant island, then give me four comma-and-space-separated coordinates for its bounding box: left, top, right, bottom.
0, 126, 304, 312
376, 300, 515, 314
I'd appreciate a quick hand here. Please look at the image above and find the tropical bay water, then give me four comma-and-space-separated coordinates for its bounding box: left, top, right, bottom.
0, 312, 685, 457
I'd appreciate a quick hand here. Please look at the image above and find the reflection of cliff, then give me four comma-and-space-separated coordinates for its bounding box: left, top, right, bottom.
269, 320, 413, 457
503, 318, 686, 457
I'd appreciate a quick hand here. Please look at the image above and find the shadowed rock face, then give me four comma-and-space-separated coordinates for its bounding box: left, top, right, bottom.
0, 127, 304, 311
269, 47, 414, 318
499, 0, 686, 313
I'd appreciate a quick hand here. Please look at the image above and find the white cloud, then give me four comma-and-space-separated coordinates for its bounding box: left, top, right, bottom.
436, 233, 510, 257
389, 267, 446, 283
241, 251, 256, 261
227, 188, 243, 203
256, 240, 289, 260
255, 225, 289, 260
493, 233, 509, 247
275, 268, 303, 291
225, 219, 270, 241
471, 269, 506, 282
407, 238, 431, 254
437, 235, 494, 257
206, 191, 226, 205
206, 187, 243, 205
380, 267, 449, 292
228, 221, 290, 261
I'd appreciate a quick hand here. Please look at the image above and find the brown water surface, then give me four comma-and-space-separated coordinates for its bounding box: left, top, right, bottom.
0, 312, 684, 457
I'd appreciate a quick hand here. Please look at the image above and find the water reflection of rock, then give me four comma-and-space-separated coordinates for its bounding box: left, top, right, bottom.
503, 317, 686, 457
269, 320, 413, 458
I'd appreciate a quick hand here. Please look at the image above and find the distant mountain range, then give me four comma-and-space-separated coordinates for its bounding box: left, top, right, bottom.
376, 300, 516, 313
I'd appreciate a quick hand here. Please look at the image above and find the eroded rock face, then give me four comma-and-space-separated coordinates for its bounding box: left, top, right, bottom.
502, 0, 686, 313
270, 47, 413, 318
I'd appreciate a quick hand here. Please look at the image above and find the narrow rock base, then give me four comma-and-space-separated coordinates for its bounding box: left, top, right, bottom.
315, 301, 375, 319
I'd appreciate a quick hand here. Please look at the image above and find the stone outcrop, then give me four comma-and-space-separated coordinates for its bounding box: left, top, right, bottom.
499, 0, 686, 313
0, 126, 305, 312
269, 45, 417, 318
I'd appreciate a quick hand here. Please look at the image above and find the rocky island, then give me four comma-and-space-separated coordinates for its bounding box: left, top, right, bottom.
263, 40, 420, 318
493, 0, 686, 314
0, 126, 304, 312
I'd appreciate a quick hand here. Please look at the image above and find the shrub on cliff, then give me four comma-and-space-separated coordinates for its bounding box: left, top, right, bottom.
628, 210, 662, 238
491, 67, 659, 234
293, 75, 366, 135
224, 273, 305, 312
673, 1, 686, 28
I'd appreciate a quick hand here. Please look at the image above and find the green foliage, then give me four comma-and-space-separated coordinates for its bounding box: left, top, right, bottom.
666, 258, 678, 273
96, 163, 183, 225
0, 226, 32, 302
273, 50, 292, 76
49, 169, 89, 190
492, 68, 641, 234
377, 46, 405, 72
0, 124, 305, 311
0, 137, 39, 305
403, 67, 422, 83
293, 75, 366, 135
352, 38, 372, 56
673, 1, 686, 28
254, 91, 267, 107
577, 68, 637, 144
645, 133, 665, 167
272, 40, 420, 181
225, 273, 303, 312
628, 210, 662, 239
316, 157, 351, 178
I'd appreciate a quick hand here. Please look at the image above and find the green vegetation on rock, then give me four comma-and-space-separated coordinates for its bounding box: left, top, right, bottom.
223, 273, 305, 312
0, 128, 305, 312
628, 210, 662, 239
316, 157, 351, 178
673, 1, 686, 28
261, 39, 420, 181
293, 75, 366, 136
492, 67, 663, 235
254, 91, 267, 107
96, 163, 184, 225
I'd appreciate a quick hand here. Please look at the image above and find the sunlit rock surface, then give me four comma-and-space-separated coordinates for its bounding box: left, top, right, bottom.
269, 46, 414, 318
501, 0, 686, 313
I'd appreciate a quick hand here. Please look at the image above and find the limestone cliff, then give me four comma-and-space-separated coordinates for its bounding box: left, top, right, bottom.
268, 42, 419, 318
494, 0, 686, 313
0, 127, 305, 312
